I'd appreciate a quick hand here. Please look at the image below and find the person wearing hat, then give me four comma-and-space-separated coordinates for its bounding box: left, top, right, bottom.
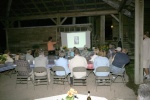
110, 47, 130, 74
54, 50, 70, 76
34, 49, 50, 83
115, 47, 122, 52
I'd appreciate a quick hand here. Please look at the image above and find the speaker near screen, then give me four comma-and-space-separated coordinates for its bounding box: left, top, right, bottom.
61, 31, 91, 49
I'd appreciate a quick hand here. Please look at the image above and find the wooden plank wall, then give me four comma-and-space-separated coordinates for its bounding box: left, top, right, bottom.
7, 26, 58, 53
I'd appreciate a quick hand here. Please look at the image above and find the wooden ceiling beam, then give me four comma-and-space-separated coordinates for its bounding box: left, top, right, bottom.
6, 0, 12, 17
60, 0, 67, 12
118, 0, 127, 12
20, 0, 33, 15
7, 10, 118, 21
31, 0, 42, 15
83, 0, 87, 10
40, 0, 50, 12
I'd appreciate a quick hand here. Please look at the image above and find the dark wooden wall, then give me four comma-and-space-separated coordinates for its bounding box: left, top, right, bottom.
7, 26, 58, 53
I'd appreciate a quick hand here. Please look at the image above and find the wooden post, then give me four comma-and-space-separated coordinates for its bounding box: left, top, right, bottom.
100, 15, 105, 45
119, 13, 123, 47
135, 0, 144, 84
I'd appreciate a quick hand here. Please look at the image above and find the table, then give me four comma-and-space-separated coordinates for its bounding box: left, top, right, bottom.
35, 94, 107, 100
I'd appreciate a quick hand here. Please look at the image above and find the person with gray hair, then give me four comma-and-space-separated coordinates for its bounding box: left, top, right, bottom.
138, 83, 150, 100
34, 49, 50, 83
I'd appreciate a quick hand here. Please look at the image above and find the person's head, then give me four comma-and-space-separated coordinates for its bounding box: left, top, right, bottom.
144, 31, 150, 39
4, 50, 10, 54
138, 83, 150, 100
94, 48, 99, 55
109, 44, 115, 49
115, 47, 122, 52
98, 50, 106, 57
122, 48, 128, 54
48, 37, 52, 41
38, 49, 44, 56
59, 50, 65, 57
74, 48, 80, 55
109, 44, 113, 48
26, 49, 32, 54
84, 45, 88, 50
73, 47, 77, 51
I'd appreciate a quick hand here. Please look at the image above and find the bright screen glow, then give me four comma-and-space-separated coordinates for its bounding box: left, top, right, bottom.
61, 31, 91, 49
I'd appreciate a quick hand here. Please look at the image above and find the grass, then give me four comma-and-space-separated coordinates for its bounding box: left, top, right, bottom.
125, 60, 139, 95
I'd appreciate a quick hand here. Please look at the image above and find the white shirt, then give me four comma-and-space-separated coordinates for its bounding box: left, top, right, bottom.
89, 54, 98, 62
143, 37, 150, 60
69, 55, 88, 78
34, 55, 48, 67
25, 53, 34, 61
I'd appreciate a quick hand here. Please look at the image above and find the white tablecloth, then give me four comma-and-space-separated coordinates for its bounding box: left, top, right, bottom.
35, 94, 107, 100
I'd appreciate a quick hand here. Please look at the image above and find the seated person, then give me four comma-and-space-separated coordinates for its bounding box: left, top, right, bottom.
54, 50, 70, 76
80, 46, 91, 60
107, 43, 116, 59
3, 50, 14, 64
25, 49, 34, 64
93, 50, 110, 76
34, 49, 50, 83
138, 83, 150, 100
89, 48, 99, 63
110, 48, 130, 74
69, 48, 88, 85
15, 56, 33, 80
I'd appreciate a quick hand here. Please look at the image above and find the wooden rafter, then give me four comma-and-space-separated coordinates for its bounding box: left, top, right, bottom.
31, 0, 42, 15
60, 17, 67, 25
83, 0, 87, 10
6, 10, 118, 21
40, 0, 49, 12
60, 0, 67, 12
6, 0, 12, 17
20, 0, 33, 15
118, 0, 127, 12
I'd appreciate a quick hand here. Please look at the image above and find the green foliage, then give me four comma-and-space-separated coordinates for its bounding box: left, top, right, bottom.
125, 60, 139, 95
32, 44, 40, 49
99, 45, 109, 51
0, 55, 7, 63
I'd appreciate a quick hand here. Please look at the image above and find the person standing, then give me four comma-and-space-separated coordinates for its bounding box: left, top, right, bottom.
47, 36, 57, 56
143, 31, 150, 79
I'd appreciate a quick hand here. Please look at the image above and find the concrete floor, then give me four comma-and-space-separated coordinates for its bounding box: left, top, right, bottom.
0, 70, 137, 100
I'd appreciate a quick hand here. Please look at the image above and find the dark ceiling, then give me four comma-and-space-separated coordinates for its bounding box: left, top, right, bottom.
0, 0, 136, 21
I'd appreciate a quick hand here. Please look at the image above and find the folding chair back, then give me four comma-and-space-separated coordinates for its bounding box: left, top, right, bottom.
33, 67, 48, 89
111, 64, 126, 83
73, 67, 87, 86
73, 67, 86, 72
96, 67, 110, 72
52, 66, 66, 72
15, 66, 30, 88
51, 66, 69, 89
95, 66, 111, 91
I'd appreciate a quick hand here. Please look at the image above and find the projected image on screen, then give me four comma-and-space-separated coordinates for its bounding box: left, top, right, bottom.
61, 31, 91, 49
74, 36, 79, 44
67, 32, 86, 48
